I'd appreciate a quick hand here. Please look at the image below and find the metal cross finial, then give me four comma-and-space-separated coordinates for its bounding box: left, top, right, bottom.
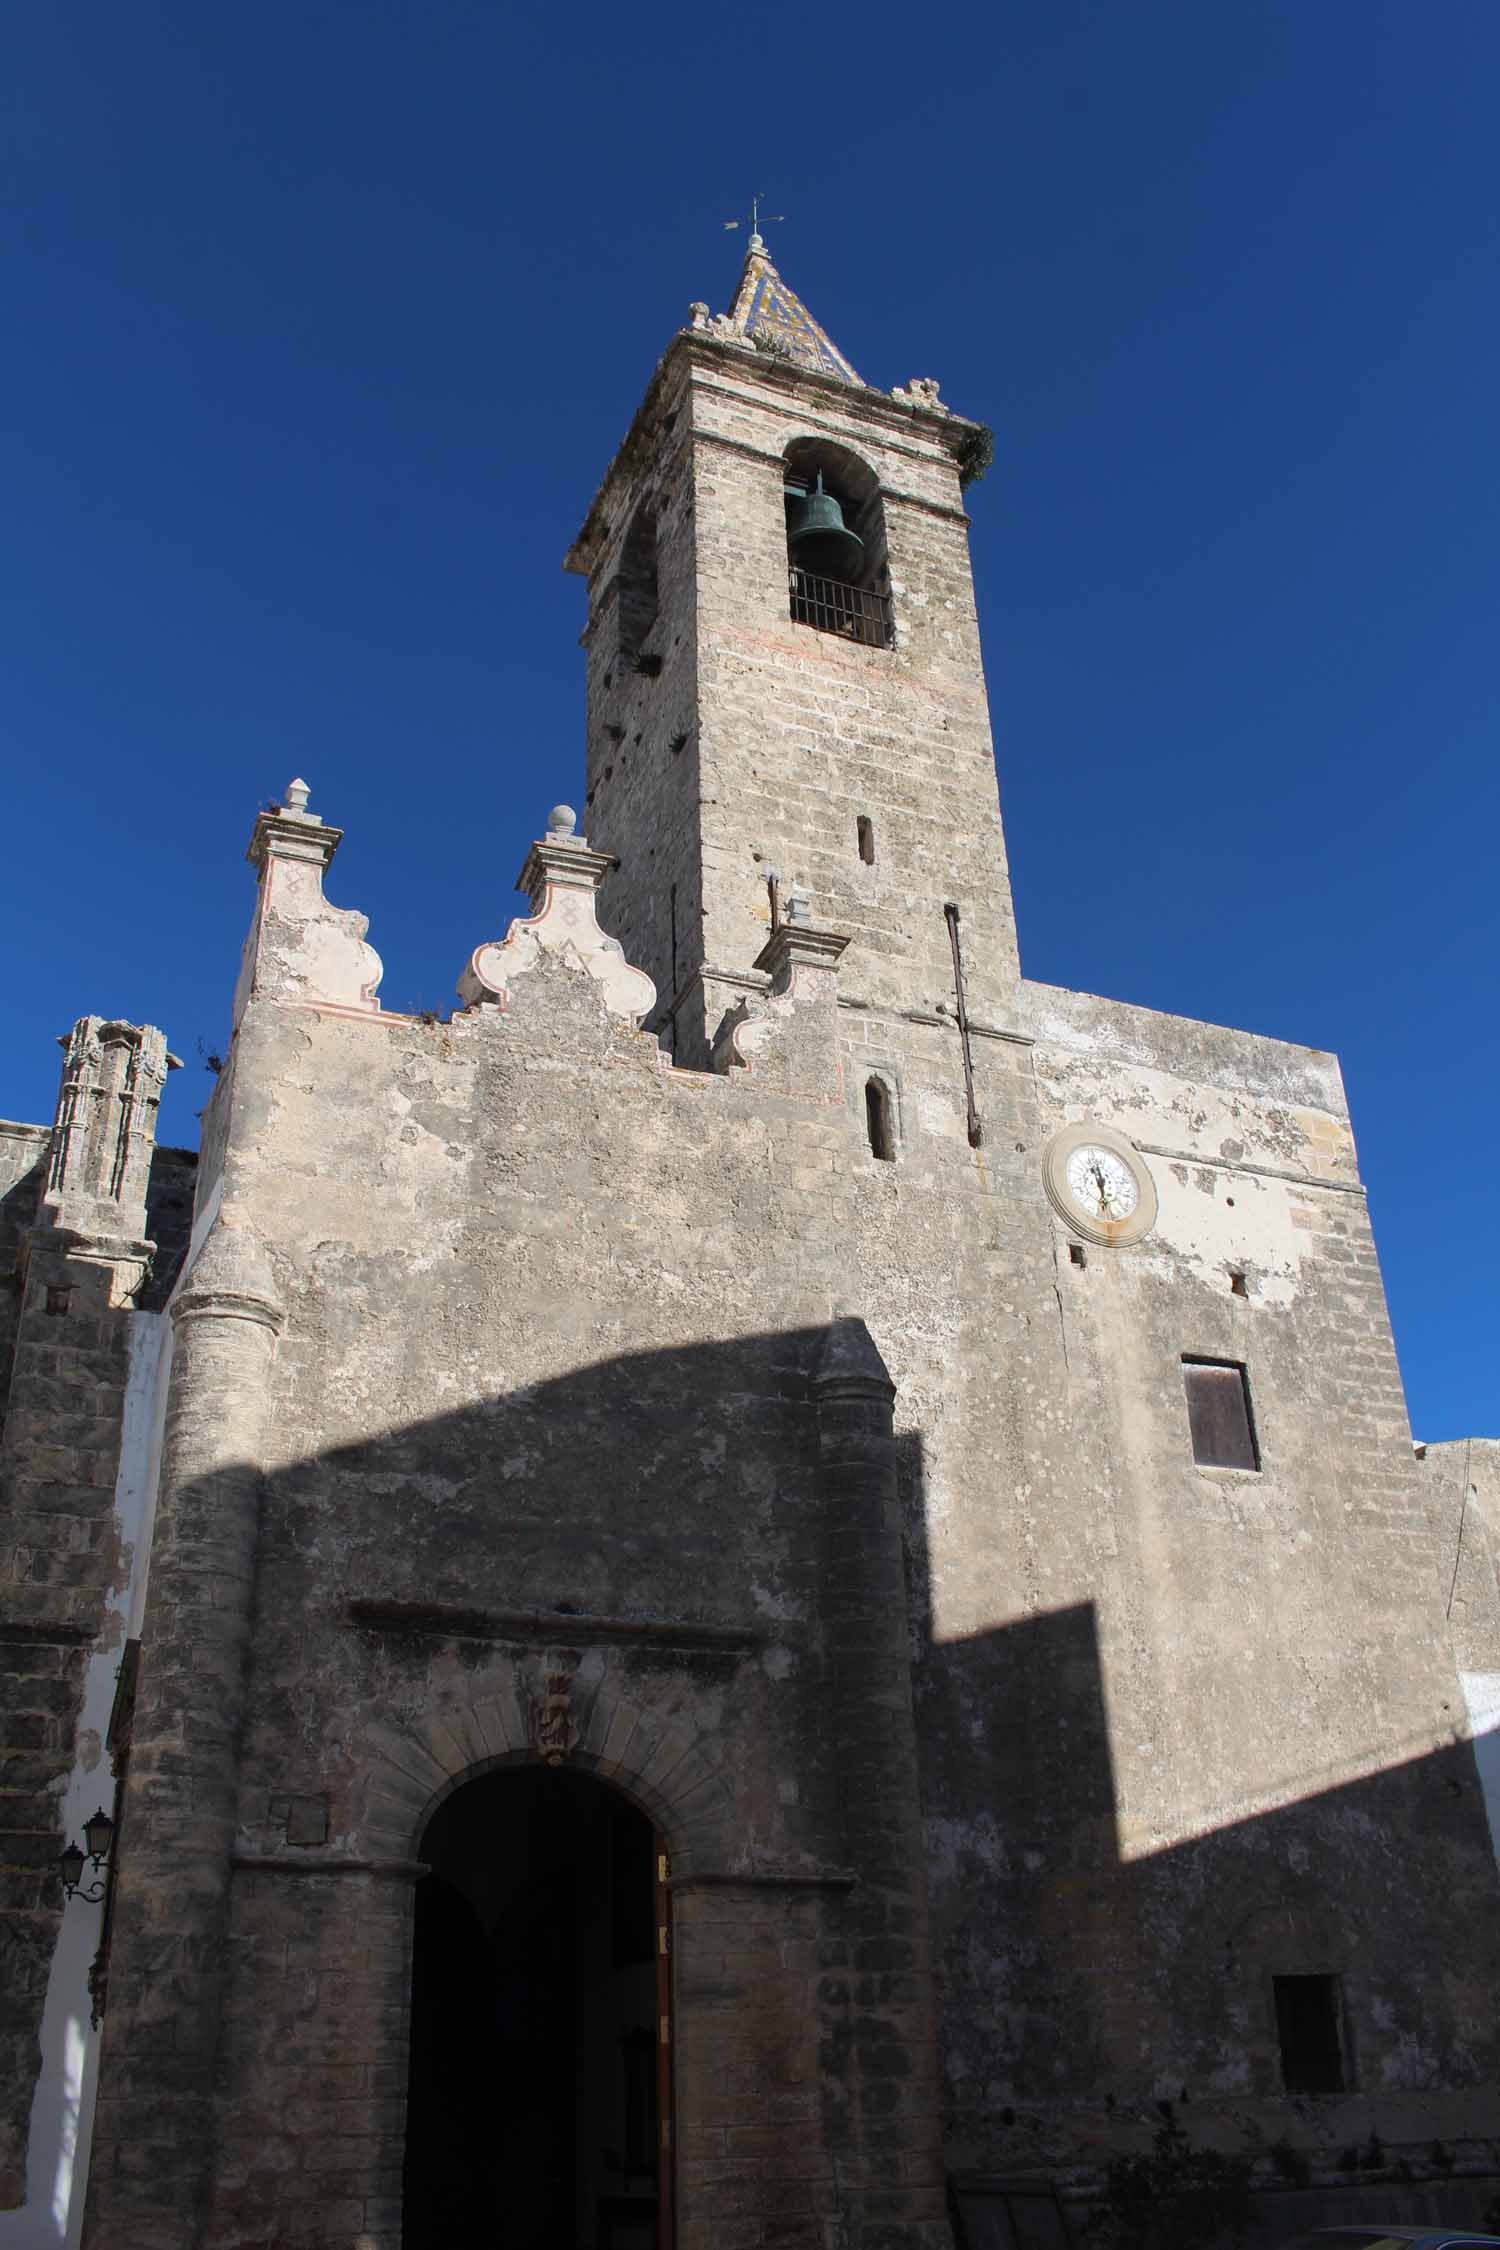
724, 193, 784, 249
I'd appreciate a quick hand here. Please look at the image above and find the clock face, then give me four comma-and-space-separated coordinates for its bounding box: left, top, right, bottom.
1064, 1144, 1139, 1223
1043, 1123, 1157, 1246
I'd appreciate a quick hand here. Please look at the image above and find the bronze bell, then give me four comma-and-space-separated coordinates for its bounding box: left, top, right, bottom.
787, 472, 864, 582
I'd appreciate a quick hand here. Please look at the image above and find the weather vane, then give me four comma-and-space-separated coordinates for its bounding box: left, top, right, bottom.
724, 193, 784, 246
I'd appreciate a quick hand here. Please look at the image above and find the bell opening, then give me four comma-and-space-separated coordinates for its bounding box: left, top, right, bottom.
782, 437, 892, 648
786, 471, 866, 585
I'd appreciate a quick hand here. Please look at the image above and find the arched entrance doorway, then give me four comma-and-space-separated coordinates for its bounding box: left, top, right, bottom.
403, 1764, 670, 2250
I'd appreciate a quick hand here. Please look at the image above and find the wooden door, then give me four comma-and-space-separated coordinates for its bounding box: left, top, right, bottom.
655, 1836, 674, 2250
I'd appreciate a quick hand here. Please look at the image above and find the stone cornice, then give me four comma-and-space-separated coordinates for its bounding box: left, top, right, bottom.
679, 330, 977, 445
687, 426, 972, 526
347, 1597, 781, 1656
231, 1853, 429, 1880
670, 1865, 857, 1893
246, 805, 343, 876
1129, 1140, 1367, 1197
171, 1284, 286, 1334
515, 830, 619, 912
753, 924, 851, 981
567, 330, 980, 577
23, 1224, 155, 1266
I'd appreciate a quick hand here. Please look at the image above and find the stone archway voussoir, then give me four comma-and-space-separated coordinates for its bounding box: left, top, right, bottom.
364, 1684, 735, 1872
471, 1689, 527, 1759
417, 1713, 470, 1777
435, 1703, 493, 1772
596, 1700, 647, 1776
368, 1726, 448, 1798
638, 1726, 696, 1798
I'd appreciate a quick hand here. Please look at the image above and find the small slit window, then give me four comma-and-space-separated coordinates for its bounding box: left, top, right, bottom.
1182, 1357, 1259, 1471
865, 1079, 895, 1162
1273, 1974, 1347, 2093
857, 815, 875, 865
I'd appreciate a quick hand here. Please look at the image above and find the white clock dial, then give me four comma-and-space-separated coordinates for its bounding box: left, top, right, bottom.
1064, 1144, 1139, 1222
1043, 1122, 1157, 1245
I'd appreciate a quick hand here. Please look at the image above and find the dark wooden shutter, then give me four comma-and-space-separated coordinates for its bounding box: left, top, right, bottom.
1183, 1360, 1258, 1470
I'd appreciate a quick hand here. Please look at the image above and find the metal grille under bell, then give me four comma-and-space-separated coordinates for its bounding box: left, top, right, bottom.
789, 569, 893, 650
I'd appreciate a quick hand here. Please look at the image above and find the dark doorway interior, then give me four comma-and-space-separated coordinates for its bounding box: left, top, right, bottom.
1273, 1971, 1348, 2093
404, 1765, 660, 2250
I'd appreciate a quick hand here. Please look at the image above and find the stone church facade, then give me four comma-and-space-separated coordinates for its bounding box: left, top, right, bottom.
3, 241, 1498, 2250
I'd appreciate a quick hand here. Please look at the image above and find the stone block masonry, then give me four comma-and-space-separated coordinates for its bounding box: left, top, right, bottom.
0, 1021, 177, 2215
569, 330, 1018, 1067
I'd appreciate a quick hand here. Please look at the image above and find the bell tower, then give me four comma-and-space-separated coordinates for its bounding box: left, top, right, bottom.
566, 236, 1019, 1066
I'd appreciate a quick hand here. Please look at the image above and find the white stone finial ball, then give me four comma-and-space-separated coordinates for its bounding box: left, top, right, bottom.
548, 804, 577, 836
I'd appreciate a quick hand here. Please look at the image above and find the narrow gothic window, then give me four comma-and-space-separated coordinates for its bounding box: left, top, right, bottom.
1182, 1358, 1259, 1470
1273, 1974, 1347, 2092
866, 1079, 895, 1162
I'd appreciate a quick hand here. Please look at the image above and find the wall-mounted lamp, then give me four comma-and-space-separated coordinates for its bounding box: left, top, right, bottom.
59, 1806, 115, 1903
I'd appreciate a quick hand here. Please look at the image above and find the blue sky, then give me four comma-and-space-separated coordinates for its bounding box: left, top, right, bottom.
2, 2, 1494, 1439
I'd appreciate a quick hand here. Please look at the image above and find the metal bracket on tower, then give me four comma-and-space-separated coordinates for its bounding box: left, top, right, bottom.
945, 902, 983, 1149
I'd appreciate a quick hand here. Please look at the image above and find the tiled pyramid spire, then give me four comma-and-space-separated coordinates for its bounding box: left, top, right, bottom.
724, 235, 863, 385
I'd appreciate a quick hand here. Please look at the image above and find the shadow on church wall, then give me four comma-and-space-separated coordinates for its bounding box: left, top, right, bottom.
896, 1429, 1500, 2241
77, 1321, 1500, 2249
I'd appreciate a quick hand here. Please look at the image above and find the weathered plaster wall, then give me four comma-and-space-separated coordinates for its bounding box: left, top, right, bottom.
82, 916, 954, 2249
0, 1124, 48, 1438
0, 1312, 164, 2250
1420, 1438, 1500, 1679
903, 974, 1500, 2178
743, 960, 1500, 2176
0, 1031, 174, 2221
81, 836, 1500, 2249
1420, 1438, 1500, 1875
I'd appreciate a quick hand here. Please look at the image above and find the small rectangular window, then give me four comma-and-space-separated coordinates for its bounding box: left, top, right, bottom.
857, 815, 875, 865
1273, 1973, 1347, 2092
1182, 1358, 1259, 1470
